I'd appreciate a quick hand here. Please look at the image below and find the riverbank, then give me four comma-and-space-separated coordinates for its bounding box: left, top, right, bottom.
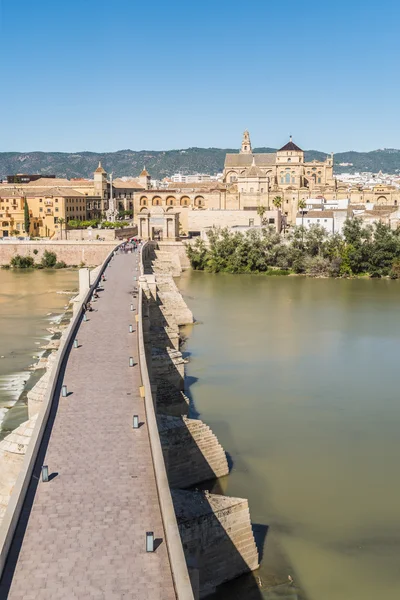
0, 269, 79, 522
0, 240, 118, 267
186, 221, 400, 279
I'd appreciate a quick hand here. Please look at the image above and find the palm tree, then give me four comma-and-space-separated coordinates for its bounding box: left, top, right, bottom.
58, 218, 65, 240
298, 199, 307, 243
257, 205, 267, 227
272, 196, 282, 210
272, 196, 283, 233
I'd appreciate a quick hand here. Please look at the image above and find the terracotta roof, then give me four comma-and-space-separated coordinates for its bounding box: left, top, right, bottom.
112, 178, 144, 189
139, 168, 149, 177
26, 178, 71, 186
298, 210, 334, 218
225, 153, 276, 168
95, 161, 106, 173
166, 181, 225, 190
24, 187, 86, 198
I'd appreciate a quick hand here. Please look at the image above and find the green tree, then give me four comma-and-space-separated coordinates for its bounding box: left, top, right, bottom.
10, 254, 35, 268
298, 199, 306, 229
58, 218, 65, 240
256, 205, 267, 226
24, 200, 30, 235
41, 250, 57, 268
272, 196, 282, 210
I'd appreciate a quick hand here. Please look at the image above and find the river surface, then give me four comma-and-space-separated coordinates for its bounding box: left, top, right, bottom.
0, 269, 78, 433
178, 271, 400, 600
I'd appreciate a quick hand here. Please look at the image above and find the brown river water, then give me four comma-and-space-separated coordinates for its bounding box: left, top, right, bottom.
0, 269, 78, 435
178, 271, 400, 600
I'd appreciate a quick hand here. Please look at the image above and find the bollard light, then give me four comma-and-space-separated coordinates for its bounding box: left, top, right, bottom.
73, 339, 78, 349
83, 313, 87, 322
129, 357, 134, 367
133, 276, 137, 281
130, 304, 134, 311
41, 465, 49, 482
129, 324, 133, 333
146, 531, 154, 552
61, 384, 68, 397
133, 415, 139, 429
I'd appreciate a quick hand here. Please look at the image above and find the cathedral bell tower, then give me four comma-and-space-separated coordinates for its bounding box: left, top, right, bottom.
240, 130, 252, 154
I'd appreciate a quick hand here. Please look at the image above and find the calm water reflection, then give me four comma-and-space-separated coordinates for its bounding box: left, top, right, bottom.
178, 271, 400, 600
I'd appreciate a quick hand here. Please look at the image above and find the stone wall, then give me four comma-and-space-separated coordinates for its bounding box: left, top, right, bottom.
52, 225, 138, 241
172, 490, 259, 598
158, 415, 229, 489
0, 241, 117, 266
141, 241, 259, 597
156, 241, 191, 270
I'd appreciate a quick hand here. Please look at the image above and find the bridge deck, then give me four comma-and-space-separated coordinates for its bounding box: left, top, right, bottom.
0, 252, 176, 599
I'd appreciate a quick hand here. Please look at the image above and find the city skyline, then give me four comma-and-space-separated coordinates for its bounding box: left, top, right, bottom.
1, 0, 399, 153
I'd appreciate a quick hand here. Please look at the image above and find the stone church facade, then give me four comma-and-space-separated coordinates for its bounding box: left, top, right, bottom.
133, 131, 400, 237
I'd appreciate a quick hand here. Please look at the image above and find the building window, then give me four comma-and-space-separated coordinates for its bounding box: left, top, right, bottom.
324, 219, 327, 222
55, 207, 59, 212
40, 199, 42, 202
249, 219, 254, 226
39, 208, 43, 212
268, 218, 275, 224
55, 199, 58, 203
318, 178, 321, 183
285, 173, 290, 184
250, 187, 254, 193
287, 158, 291, 162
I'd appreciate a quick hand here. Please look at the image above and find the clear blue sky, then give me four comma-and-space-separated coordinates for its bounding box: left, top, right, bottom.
0, 0, 399, 153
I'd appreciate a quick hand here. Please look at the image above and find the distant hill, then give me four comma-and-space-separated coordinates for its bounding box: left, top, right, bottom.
1, 147, 400, 180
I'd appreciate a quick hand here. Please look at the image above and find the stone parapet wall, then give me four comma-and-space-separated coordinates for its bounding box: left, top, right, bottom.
0, 241, 117, 266
52, 225, 138, 241
0, 249, 117, 581
140, 240, 260, 597
156, 241, 191, 270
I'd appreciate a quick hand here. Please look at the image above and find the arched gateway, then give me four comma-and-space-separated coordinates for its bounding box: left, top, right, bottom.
138, 206, 179, 240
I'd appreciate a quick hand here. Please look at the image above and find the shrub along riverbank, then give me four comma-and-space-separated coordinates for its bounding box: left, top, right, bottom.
186, 218, 400, 278
5, 250, 67, 270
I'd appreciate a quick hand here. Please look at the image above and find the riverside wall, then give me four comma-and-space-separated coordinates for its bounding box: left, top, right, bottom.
140, 241, 259, 598
0, 248, 118, 578
0, 241, 117, 266
52, 225, 138, 241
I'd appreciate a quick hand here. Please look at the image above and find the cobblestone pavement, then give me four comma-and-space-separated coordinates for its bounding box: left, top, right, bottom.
1, 252, 176, 599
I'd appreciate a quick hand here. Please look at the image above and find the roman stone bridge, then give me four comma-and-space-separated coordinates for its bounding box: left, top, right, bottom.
0, 241, 260, 600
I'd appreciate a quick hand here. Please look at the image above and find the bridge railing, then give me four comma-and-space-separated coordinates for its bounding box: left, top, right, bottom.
0, 244, 120, 578
137, 241, 194, 600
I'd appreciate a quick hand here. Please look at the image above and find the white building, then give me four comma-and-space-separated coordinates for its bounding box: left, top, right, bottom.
296, 209, 349, 235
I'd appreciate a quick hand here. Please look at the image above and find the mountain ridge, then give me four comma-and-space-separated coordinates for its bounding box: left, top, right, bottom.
1, 147, 399, 180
